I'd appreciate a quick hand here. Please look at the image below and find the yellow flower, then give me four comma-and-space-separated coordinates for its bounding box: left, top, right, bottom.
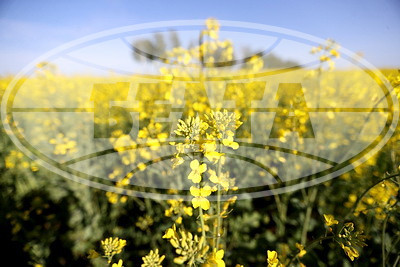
175, 216, 183, 224
202, 142, 224, 163
267, 250, 280, 267
112, 259, 124, 267
172, 156, 185, 168
183, 206, 193, 216
206, 18, 220, 32
205, 151, 224, 163
209, 170, 229, 189
204, 249, 225, 267
49, 135, 77, 155
188, 160, 207, 183
319, 55, 331, 62
295, 243, 306, 258
323, 214, 339, 226
162, 227, 175, 239
330, 49, 340, 58
101, 237, 127, 263
222, 136, 239, 150
202, 141, 217, 152
190, 186, 212, 210
341, 244, 359, 261
141, 249, 165, 267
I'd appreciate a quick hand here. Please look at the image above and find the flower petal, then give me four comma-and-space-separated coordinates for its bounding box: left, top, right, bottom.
190, 159, 199, 170
190, 186, 201, 197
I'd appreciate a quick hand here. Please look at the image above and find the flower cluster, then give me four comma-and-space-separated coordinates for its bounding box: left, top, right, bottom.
163, 224, 209, 265
101, 237, 127, 264
164, 199, 193, 224
310, 38, 340, 70
323, 214, 367, 261
141, 249, 165, 267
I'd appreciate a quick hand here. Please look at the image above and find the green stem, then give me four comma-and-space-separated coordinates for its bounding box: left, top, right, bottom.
300, 187, 318, 244
286, 236, 333, 266
199, 207, 206, 244
382, 215, 388, 267
216, 185, 221, 249
394, 255, 400, 267
277, 195, 288, 238
198, 154, 207, 245
215, 146, 223, 249
386, 233, 400, 264
384, 199, 399, 264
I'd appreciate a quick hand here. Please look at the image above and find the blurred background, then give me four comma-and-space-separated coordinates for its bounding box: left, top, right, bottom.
0, 1, 399, 266
1, 0, 400, 74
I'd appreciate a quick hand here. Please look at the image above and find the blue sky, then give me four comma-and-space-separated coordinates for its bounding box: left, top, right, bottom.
0, 0, 399, 74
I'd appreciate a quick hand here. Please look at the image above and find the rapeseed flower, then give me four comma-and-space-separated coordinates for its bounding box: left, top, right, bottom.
323, 214, 339, 226
204, 249, 225, 267
101, 237, 127, 263
188, 160, 207, 183
267, 250, 281, 267
296, 243, 306, 258
341, 245, 359, 261
190, 186, 212, 210
141, 249, 165, 267
112, 259, 124, 267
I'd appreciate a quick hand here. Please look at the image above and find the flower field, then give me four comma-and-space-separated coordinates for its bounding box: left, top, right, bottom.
0, 19, 399, 266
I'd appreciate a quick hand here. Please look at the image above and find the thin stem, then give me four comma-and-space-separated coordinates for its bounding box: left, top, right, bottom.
216, 184, 221, 248
198, 153, 206, 245
199, 207, 206, 244
215, 145, 223, 249
385, 199, 399, 264
300, 187, 318, 244
286, 236, 333, 266
273, 194, 283, 217
272, 192, 287, 238
394, 255, 400, 267
386, 233, 400, 263
382, 215, 388, 267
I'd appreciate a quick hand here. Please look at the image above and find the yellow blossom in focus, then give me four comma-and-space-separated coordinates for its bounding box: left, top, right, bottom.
267, 250, 281, 267
323, 214, 339, 226
202, 141, 224, 163
175, 216, 183, 224
190, 186, 212, 210
101, 237, 127, 263
203, 249, 225, 267
222, 136, 239, 150
141, 249, 165, 267
163, 227, 175, 239
341, 244, 359, 261
188, 160, 207, 183
112, 259, 124, 267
